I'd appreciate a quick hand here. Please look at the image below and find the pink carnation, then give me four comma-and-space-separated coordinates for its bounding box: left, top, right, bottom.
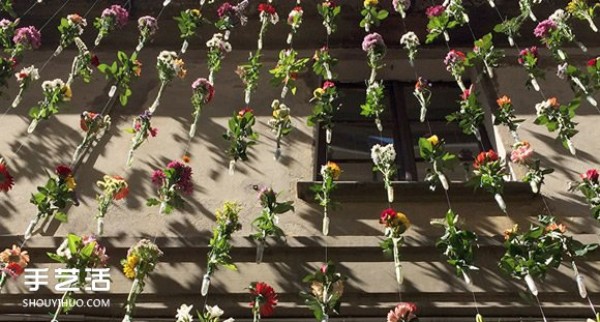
426, 5, 445, 18
167, 160, 193, 194
13, 26, 41, 49
387, 302, 418, 322
102, 5, 129, 28
510, 142, 534, 165
444, 49, 466, 67
583, 169, 599, 183
362, 32, 385, 52
151, 169, 166, 186
534, 19, 556, 38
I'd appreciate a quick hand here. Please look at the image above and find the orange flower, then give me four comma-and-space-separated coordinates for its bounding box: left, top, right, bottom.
133, 60, 142, 77
547, 97, 559, 109
503, 224, 518, 241
182, 155, 191, 163
496, 95, 511, 107
546, 222, 566, 234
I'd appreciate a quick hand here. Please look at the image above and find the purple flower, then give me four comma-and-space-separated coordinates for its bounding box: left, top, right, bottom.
362, 32, 385, 52
167, 161, 193, 194
534, 19, 556, 38
443, 49, 466, 67
151, 169, 166, 186
426, 5, 445, 18
139, 110, 153, 122
138, 16, 158, 35
13, 26, 41, 49
392, 0, 411, 12
218, 2, 236, 18
102, 5, 129, 28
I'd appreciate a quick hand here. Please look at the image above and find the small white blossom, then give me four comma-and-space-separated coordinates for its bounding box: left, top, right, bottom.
175, 304, 194, 322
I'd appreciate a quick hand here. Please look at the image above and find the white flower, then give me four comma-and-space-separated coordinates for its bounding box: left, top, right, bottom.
400, 31, 419, 47
158, 50, 178, 61
556, 62, 567, 80
549, 9, 566, 23
205, 305, 224, 318
16, 65, 40, 83
175, 304, 194, 322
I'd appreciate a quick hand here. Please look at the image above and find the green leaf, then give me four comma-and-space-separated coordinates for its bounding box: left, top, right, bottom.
55, 212, 69, 223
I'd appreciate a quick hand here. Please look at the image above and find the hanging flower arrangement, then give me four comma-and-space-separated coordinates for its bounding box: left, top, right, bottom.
11, 65, 39, 108
425, 4, 459, 43
534, 12, 576, 61
268, 100, 293, 160
470, 150, 508, 212
362, 32, 386, 84
122, 239, 163, 322
195, 305, 235, 322
431, 209, 478, 284
96, 175, 128, 235
125, 110, 158, 166
202, 202, 243, 296
55, 14, 87, 56
251, 187, 294, 263
379, 208, 410, 285
446, 85, 484, 142
399, 31, 419, 67
0, 245, 29, 292
557, 62, 597, 107
0, 18, 17, 52
308, 81, 340, 144
25, 165, 79, 240
566, 0, 598, 32
66, 38, 96, 87
237, 51, 262, 104
517, 46, 543, 91
510, 141, 554, 194
533, 97, 579, 155
312, 162, 341, 236
215, 1, 249, 40
493, 13, 526, 47
73, 111, 111, 161
98, 51, 142, 106
136, 16, 158, 52
257, 3, 279, 50
150, 51, 186, 113
361, 81, 385, 132
317, 0, 341, 35
11, 25, 41, 58
0, 157, 14, 193
494, 95, 524, 142
175, 9, 204, 53
48, 234, 109, 321
27, 78, 71, 133
249, 282, 278, 322
413, 77, 432, 122
94, 4, 129, 47
223, 108, 259, 175
146, 160, 193, 215
418, 135, 456, 191
312, 46, 337, 81
387, 302, 418, 322
286, 5, 303, 45
371, 144, 397, 202
443, 49, 468, 91
569, 169, 600, 222
300, 262, 345, 322
270, 49, 309, 98
467, 33, 504, 79
392, 0, 411, 19
360, 0, 388, 32
206, 33, 232, 84
189, 77, 214, 138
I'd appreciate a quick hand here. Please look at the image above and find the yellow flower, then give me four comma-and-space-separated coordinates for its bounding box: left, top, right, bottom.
174, 59, 186, 79
123, 255, 139, 279
63, 85, 72, 101
395, 211, 411, 233
65, 176, 77, 191
426, 135, 439, 146
364, 0, 378, 7
566, 0, 579, 14
191, 9, 201, 16
313, 88, 325, 98
326, 161, 341, 180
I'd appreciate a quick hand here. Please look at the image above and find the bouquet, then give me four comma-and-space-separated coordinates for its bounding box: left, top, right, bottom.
361, 81, 385, 132
223, 108, 259, 175
11, 26, 41, 59
55, 14, 87, 56
236, 50, 262, 104
125, 110, 158, 166
48, 234, 108, 321
400, 31, 419, 67
468, 33, 504, 78
534, 97, 579, 155
443, 49, 468, 91
517, 46, 543, 91
493, 13, 526, 47
202, 202, 243, 296
379, 208, 411, 285
252, 187, 294, 263
308, 81, 340, 144
98, 51, 142, 106
0, 245, 29, 292
371, 144, 397, 202
270, 49, 309, 98
566, 0, 599, 32
387, 302, 418, 322
268, 100, 293, 160
257, 3, 279, 50
206, 33, 232, 84
66, 37, 97, 86
195, 305, 235, 322
249, 282, 278, 322
0, 157, 14, 193
510, 141, 553, 194
28, 78, 71, 133
494, 95, 524, 142
534, 15, 575, 61
215, 1, 249, 40
146, 160, 193, 215
122, 239, 163, 322
362, 32, 386, 84
189, 77, 214, 138
392, 0, 411, 19
312, 46, 337, 81
175, 9, 204, 53
431, 209, 478, 284
136, 16, 158, 53
425, 5, 459, 43
96, 175, 128, 235
25, 165, 78, 240
311, 162, 341, 235
418, 135, 456, 191
413, 77, 431, 122
360, 0, 388, 32
569, 169, 600, 222
317, 0, 341, 35
94, 4, 128, 46
470, 150, 508, 212
73, 111, 111, 161
300, 262, 345, 322
286, 5, 303, 45
446, 86, 484, 142
150, 51, 186, 113
12, 65, 39, 108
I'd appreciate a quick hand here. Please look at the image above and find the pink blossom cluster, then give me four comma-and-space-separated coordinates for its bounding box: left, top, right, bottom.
518, 46, 538, 65
13, 26, 41, 49
534, 19, 557, 38
425, 5, 445, 18
510, 141, 534, 165
101, 4, 129, 28
192, 77, 215, 103
82, 235, 109, 266
138, 16, 158, 34
392, 0, 411, 12
362, 32, 385, 52
443, 49, 466, 68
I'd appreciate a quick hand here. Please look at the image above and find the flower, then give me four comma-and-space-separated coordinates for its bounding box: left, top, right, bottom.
496, 95, 511, 108
587, 58, 598, 67
387, 302, 418, 322
63, 84, 72, 100
534, 19, 557, 38
166, 160, 193, 194
206, 305, 224, 318
414, 77, 431, 92
112, 176, 129, 200
556, 62, 568, 80
249, 282, 278, 317
0, 245, 30, 269
460, 85, 472, 101
138, 15, 158, 34
3, 262, 25, 277
151, 169, 166, 186
218, 2, 235, 18
238, 107, 254, 118
362, 32, 385, 52
133, 60, 142, 77
192, 78, 215, 103
426, 135, 439, 146
122, 255, 139, 279
549, 9, 567, 23
65, 176, 77, 191
0, 159, 15, 193
518, 47, 538, 65
583, 169, 599, 183
182, 155, 191, 163
393, 0, 411, 12
444, 50, 466, 68
90, 54, 100, 67
323, 80, 335, 89
503, 224, 518, 240
55, 165, 73, 179
102, 5, 129, 27
425, 5, 445, 18
473, 150, 499, 169
258, 3, 276, 15
546, 222, 567, 233
175, 304, 194, 322
322, 161, 341, 180
379, 208, 397, 225
510, 141, 534, 165
67, 13, 87, 27
364, 0, 378, 7
13, 26, 42, 49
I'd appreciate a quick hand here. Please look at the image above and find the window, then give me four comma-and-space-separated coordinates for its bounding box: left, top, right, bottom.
315, 81, 492, 181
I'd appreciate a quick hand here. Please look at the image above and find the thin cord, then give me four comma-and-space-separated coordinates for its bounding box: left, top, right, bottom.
19, 0, 40, 19
38, 0, 71, 32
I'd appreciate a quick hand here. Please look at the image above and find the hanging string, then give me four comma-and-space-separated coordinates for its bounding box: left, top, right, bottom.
38, 0, 71, 32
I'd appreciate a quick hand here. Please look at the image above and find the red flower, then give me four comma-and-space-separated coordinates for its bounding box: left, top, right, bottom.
460, 85, 472, 101
55, 165, 73, 179
426, 5, 445, 18
90, 54, 100, 67
0, 160, 15, 193
583, 169, 599, 183
473, 150, 498, 169
322, 0, 337, 8
238, 107, 254, 117
587, 58, 598, 67
379, 208, 396, 225
322, 80, 335, 89
249, 282, 278, 317
293, 6, 303, 12
149, 127, 158, 137
4, 262, 25, 277
112, 175, 129, 200
258, 3, 276, 15
151, 169, 166, 186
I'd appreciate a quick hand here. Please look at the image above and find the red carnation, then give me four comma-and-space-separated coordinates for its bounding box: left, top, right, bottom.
55, 165, 73, 179
0, 160, 15, 193
112, 175, 129, 200
249, 282, 278, 317
379, 208, 396, 226
473, 150, 498, 169
588, 58, 598, 67
583, 169, 599, 183
258, 3, 276, 15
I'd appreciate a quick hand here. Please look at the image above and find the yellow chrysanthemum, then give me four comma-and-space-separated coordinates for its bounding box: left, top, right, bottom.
566, 0, 579, 14
426, 135, 439, 146
364, 0, 378, 7
395, 211, 411, 232
123, 255, 139, 279
65, 176, 77, 191
326, 161, 341, 180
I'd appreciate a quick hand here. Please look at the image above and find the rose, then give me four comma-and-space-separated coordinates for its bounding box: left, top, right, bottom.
583, 169, 599, 183
473, 150, 499, 169
426, 5, 445, 18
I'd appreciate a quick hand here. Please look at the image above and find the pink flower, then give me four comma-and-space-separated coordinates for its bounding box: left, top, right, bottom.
13, 26, 41, 49
460, 85, 472, 101
322, 80, 335, 89
102, 5, 129, 28
218, 2, 235, 17
588, 58, 598, 67
425, 5, 445, 18
518, 46, 538, 65
510, 142, 534, 165
192, 78, 215, 103
151, 169, 166, 186
534, 19, 557, 38
387, 302, 418, 322
167, 161, 193, 194
392, 0, 411, 12
149, 127, 158, 137
138, 16, 158, 35
583, 169, 599, 183
362, 32, 385, 52
444, 49, 466, 67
